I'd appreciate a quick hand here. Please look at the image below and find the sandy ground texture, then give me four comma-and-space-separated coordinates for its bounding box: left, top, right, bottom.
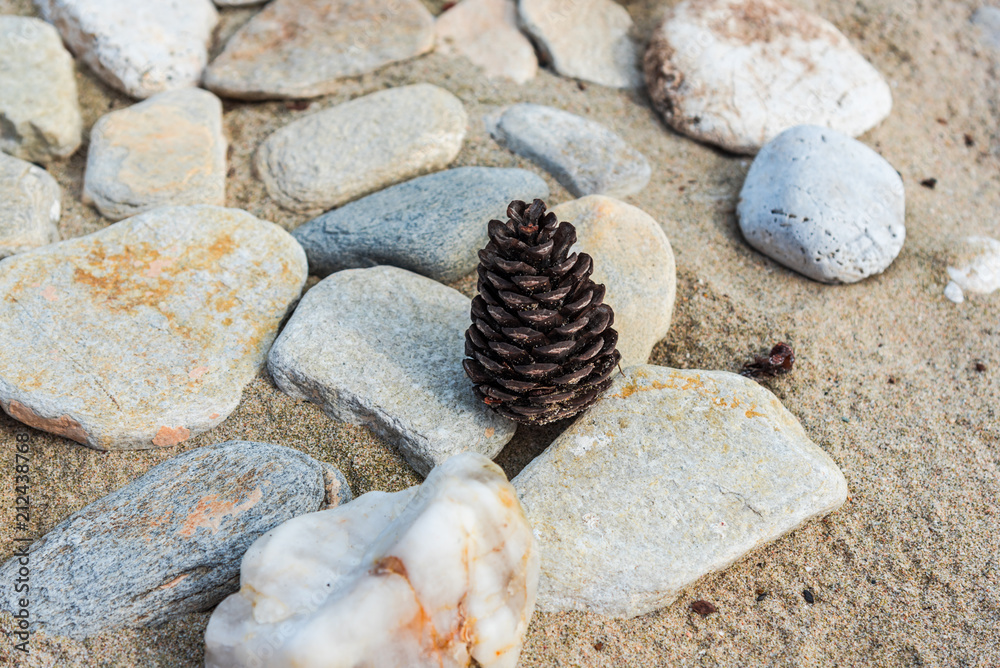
1, 0, 999, 666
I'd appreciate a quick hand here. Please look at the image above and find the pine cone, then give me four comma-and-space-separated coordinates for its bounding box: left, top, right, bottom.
463, 199, 621, 425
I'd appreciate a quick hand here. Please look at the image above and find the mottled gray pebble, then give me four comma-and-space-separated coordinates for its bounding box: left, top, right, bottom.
0, 153, 61, 258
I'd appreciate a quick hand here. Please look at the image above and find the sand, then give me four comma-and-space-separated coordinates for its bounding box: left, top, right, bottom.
1, 0, 999, 665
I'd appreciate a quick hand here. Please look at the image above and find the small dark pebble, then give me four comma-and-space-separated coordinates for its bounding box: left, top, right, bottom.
577, 80, 588, 91
226, 167, 236, 178
936, 118, 947, 125
755, 588, 768, 602
965, 134, 975, 147
887, 376, 896, 384
802, 589, 815, 604
869, 578, 877, 584
920, 178, 937, 189
594, 641, 604, 651
691, 600, 717, 616
285, 99, 311, 111
975, 361, 987, 372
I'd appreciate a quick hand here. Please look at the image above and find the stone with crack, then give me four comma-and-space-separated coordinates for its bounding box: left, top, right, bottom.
204, 452, 538, 668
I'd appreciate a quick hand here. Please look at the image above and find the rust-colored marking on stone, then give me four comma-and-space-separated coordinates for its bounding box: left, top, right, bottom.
158, 573, 189, 590
145, 257, 177, 278
188, 365, 209, 380
40, 286, 58, 301
485, 427, 495, 438
7, 400, 89, 444
179, 486, 264, 537
152, 425, 191, 447
209, 412, 220, 420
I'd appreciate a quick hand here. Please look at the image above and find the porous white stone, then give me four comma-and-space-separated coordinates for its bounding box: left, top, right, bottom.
644, 0, 893, 154
436, 0, 538, 84
973, 6, 1000, 49
0, 206, 307, 450
0, 16, 82, 163
36, 0, 218, 99
205, 452, 539, 668
255, 84, 468, 213
493, 103, 650, 198
0, 153, 61, 259
551, 196, 675, 366
944, 235, 1000, 303
83, 89, 226, 221
204, 0, 434, 100
737, 125, 905, 284
518, 0, 642, 88
267, 266, 516, 476
513, 365, 848, 618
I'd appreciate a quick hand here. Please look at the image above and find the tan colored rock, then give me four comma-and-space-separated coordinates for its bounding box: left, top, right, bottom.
436, 0, 538, 84
0, 153, 61, 259
204, 0, 435, 100
83, 89, 226, 221
551, 196, 675, 366
0, 206, 307, 451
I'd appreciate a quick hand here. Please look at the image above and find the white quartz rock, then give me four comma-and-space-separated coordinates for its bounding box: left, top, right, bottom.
944, 235, 1000, 303
205, 452, 539, 668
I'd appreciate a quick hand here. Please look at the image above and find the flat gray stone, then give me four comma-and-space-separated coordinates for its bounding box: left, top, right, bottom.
518, 0, 642, 88
0, 206, 307, 450
493, 104, 650, 198
0, 441, 351, 639
436, 0, 538, 84
513, 364, 848, 618
0, 16, 82, 163
973, 7, 1000, 48
644, 0, 892, 154
737, 125, 906, 284
0, 153, 61, 259
256, 84, 468, 214
83, 89, 227, 221
204, 0, 434, 100
292, 167, 549, 281
268, 266, 516, 477
36, 0, 218, 99
551, 196, 675, 366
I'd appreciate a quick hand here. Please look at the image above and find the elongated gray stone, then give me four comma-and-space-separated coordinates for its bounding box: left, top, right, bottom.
292, 167, 548, 281
737, 125, 905, 284
0, 16, 82, 163
0, 153, 61, 259
268, 266, 516, 476
513, 365, 848, 618
256, 84, 468, 214
84, 89, 227, 221
493, 104, 650, 198
205, 0, 434, 100
0, 441, 351, 639
0, 206, 307, 450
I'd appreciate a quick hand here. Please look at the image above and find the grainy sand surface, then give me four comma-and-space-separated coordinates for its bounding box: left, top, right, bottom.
1, 0, 999, 666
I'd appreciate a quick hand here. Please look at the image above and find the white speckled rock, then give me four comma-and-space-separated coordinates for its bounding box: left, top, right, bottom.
83, 89, 226, 221
737, 125, 905, 284
256, 84, 468, 214
36, 0, 218, 99
973, 6, 1000, 48
513, 365, 848, 618
644, 0, 893, 154
268, 266, 516, 476
493, 104, 650, 198
205, 452, 539, 668
0, 206, 307, 450
944, 236, 1000, 304
0, 16, 82, 163
436, 0, 538, 84
518, 0, 642, 88
204, 0, 434, 100
551, 196, 675, 366
0, 153, 61, 259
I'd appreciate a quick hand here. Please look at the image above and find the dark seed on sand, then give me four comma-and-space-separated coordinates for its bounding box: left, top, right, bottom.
920, 178, 937, 189
974, 361, 987, 372
691, 600, 717, 616
594, 641, 604, 651
741, 342, 795, 380
802, 589, 815, 604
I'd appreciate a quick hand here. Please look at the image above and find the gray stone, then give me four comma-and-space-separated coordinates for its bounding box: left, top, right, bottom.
0, 153, 61, 259
551, 196, 675, 366
436, 0, 538, 84
292, 167, 549, 282
973, 7, 1000, 48
644, 0, 893, 155
0, 206, 307, 450
36, 0, 218, 99
83, 89, 227, 221
0, 440, 351, 639
256, 84, 468, 214
0, 16, 82, 163
513, 364, 848, 618
268, 266, 516, 476
517, 0, 642, 88
493, 104, 650, 198
204, 0, 434, 100
737, 125, 906, 284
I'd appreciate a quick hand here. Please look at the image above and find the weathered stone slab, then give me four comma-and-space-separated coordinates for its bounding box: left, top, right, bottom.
0, 153, 61, 259
436, 0, 538, 83
268, 266, 516, 476
513, 365, 848, 618
0, 206, 307, 450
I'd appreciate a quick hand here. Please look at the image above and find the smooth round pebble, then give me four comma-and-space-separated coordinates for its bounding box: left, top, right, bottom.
0, 153, 61, 258
944, 235, 1000, 303
436, 0, 538, 84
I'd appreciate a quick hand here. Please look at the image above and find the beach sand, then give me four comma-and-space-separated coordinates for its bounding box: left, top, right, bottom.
1, 0, 999, 665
